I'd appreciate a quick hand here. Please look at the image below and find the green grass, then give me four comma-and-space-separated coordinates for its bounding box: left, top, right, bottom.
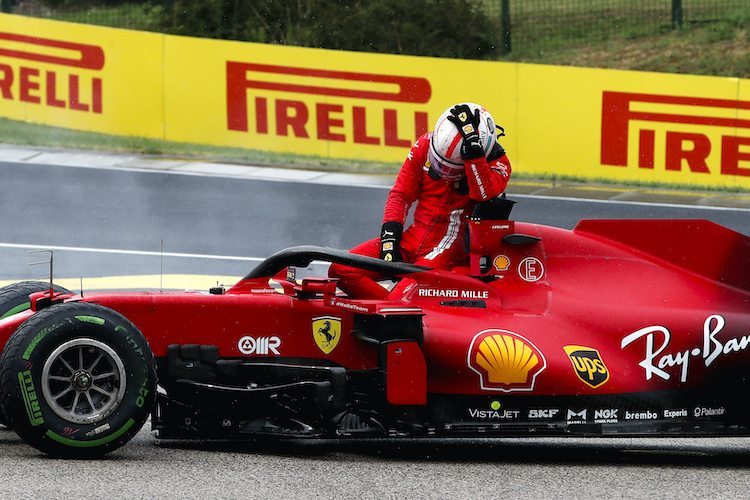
17, 2, 750, 77
500, 5, 750, 78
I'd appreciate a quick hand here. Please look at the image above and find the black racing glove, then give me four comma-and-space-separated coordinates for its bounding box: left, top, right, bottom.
380, 221, 403, 262
447, 104, 484, 160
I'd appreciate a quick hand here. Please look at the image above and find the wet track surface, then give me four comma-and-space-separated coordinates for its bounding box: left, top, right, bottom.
1, 149, 748, 284
2, 424, 750, 498
1, 145, 750, 498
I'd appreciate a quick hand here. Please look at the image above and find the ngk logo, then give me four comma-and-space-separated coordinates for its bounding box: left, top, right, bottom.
601, 91, 750, 177
0, 32, 104, 113
226, 62, 432, 147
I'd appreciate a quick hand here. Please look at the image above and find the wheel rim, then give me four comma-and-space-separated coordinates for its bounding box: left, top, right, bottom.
41, 338, 127, 424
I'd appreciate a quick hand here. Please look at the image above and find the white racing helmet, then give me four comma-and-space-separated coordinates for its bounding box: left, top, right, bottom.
428, 102, 497, 180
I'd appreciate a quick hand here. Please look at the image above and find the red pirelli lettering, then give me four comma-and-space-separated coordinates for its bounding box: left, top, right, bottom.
0, 32, 104, 114
601, 91, 750, 177
0, 32, 104, 70
722, 136, 750, 177
226, 61, 431, 134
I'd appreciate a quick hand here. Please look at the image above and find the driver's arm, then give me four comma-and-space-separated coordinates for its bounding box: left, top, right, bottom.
465, 151, 512, 202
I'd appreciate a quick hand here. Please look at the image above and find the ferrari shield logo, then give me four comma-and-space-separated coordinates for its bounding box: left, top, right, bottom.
563, 345, 610, 389
313, 316, 341, 354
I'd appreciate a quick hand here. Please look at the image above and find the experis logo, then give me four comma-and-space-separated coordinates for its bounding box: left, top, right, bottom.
601, 91, 750, 178
226, 62, 432, 147
0, 32, 104, 113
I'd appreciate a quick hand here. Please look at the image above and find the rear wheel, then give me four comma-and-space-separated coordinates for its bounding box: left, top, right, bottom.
0, 302, 156, 457
0, 281, 71, 320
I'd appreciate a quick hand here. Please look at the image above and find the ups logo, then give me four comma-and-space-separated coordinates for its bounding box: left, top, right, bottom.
563, 345, 610, 389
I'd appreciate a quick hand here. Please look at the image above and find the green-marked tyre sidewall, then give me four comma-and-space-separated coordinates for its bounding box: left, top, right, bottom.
0, 303, 156, 457
0, 281, 71, 320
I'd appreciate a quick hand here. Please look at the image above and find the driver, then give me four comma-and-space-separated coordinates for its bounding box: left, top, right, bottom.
329, 102, 512, 299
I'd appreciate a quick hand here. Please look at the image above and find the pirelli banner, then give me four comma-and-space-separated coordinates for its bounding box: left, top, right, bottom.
2, 14, 750, 190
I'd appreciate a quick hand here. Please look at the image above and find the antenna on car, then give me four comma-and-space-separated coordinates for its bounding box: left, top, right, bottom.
28, 249, 54, 296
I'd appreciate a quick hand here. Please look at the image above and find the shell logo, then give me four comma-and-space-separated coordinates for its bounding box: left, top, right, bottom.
467, 330, 547, 392
493, 254, 510, 272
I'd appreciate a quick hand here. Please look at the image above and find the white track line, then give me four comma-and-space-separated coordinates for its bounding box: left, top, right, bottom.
0, 242, 263, 262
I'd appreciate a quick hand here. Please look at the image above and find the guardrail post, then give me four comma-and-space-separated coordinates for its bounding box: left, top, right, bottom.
501, 0, 511, 54
672, 0, 683, 28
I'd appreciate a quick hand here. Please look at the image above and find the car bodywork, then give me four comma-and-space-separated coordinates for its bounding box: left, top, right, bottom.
0, 205, 749, 455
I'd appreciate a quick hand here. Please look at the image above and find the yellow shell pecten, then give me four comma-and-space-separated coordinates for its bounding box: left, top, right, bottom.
475, 334, 539, 385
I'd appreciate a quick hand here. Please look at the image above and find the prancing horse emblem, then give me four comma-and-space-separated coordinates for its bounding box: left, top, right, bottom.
313, 316, 342, 354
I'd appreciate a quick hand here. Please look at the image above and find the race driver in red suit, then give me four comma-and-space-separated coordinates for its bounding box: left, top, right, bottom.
329, 102, 512, 299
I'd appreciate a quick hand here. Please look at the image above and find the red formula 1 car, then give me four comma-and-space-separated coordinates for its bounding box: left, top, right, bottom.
0, 199, 748, 457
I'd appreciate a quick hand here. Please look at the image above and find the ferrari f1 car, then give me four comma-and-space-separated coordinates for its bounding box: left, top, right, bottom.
0, 199, 748, 457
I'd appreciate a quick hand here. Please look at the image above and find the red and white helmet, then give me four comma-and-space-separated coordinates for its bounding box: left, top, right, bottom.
428, 102, 497, 180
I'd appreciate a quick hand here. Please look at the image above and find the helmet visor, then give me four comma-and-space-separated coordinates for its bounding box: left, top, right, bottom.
428, 149, 464, 181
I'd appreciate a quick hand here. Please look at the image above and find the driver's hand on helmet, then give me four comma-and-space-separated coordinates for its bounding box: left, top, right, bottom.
447, 104, 484, 160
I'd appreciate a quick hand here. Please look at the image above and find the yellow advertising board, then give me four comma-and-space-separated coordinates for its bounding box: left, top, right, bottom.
1, 13, 748, 190
517, 65, 748, 189
163, 35, 516, 163
0, 15, 164, 138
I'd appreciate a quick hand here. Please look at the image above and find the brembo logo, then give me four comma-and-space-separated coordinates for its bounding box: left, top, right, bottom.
226, 62, 432, 147
0, 32, 104, 113
601, 91, 750, 177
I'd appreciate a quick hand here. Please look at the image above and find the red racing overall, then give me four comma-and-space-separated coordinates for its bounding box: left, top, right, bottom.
329, 132, 512, 299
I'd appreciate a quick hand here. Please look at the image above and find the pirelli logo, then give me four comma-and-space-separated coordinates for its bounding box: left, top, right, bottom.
226, 62, 432, 147
601, 91, 750, 177
0, 32, 104, 113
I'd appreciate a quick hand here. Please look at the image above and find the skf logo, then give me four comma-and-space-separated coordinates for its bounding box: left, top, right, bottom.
529, 408, 560, 419
0, 32, 104, 113
468, 329, 546, 392
563, 345, 609, 389
601, 91, 750, 178
226, 62, 431, 147
313, 316, 341, 354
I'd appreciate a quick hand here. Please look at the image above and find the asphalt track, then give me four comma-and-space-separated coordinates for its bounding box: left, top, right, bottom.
1, 144, 750, 498
2, 144, 749, 290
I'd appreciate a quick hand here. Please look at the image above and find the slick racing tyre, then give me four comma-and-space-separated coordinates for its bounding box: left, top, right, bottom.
0, 302, 156, 457
0, 281, 71, 320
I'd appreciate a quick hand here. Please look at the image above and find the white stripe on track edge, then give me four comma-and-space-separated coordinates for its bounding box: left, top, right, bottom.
0, 242, 263, 262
